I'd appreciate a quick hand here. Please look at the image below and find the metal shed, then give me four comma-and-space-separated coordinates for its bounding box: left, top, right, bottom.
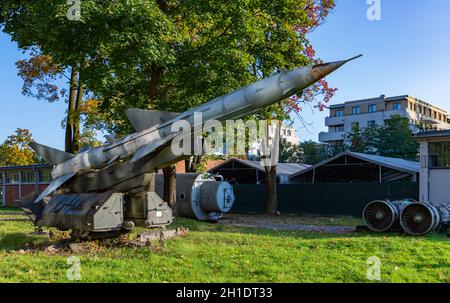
289, 152, 419, 184
208, 158, 310, 184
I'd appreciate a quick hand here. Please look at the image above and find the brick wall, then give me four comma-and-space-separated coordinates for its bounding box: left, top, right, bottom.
4, 184, 48, 207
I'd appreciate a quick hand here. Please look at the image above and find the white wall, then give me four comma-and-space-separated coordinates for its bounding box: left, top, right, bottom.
429, 169, 450, 204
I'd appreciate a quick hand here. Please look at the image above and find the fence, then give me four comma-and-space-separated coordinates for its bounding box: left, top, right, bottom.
232, 183, 419, 217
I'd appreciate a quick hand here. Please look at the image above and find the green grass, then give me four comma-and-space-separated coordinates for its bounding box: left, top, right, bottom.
0, 211, 448, 283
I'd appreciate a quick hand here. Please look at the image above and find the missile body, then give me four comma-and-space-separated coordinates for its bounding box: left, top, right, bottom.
30, 56, 361, 200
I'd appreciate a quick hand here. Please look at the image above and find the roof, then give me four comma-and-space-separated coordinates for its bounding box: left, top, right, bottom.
0, 164, 52, 171
414, 130, 450, 139
329, 95, 447, 113
289, 151, 419, 180
209, 158, 310, 176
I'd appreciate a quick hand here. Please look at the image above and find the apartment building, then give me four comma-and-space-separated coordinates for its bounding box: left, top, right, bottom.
319, 95, 450, 144
248, 124, 300, 159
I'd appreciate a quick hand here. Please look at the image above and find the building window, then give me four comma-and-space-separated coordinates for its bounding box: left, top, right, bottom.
335, 109, 343, 117
429, 142, 450, 168
22, 171, 36, 184
352, 106, 360, 115
368, 104, 377, 113
5, 171, 19, 184
287, 130, 292, 136
367, 120, 376, 128
393, 103, 402, 110
333, 125, 344, 132
39, 170, 52, 183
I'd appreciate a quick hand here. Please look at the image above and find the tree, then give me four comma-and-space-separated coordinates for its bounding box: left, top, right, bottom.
82, 0, 337, 214
279, 138, 300, 163
298, 141, 329, 165
0, 129, 40, 166
346, 115, 418, 161
378, 115, 418, 161
1, 0, 337, 213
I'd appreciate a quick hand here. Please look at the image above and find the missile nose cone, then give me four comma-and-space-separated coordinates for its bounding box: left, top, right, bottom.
311, 54, 362, 81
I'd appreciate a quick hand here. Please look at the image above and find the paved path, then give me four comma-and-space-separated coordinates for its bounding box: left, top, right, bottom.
224, 222, 356, 234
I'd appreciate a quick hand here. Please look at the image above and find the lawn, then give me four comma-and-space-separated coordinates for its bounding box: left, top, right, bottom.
0, 208, 448, 283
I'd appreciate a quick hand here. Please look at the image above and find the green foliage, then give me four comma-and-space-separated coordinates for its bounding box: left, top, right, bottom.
279, 138, 299, 163
0, 129, 40, 166
280, 139, 338, 165
298, 140, 330, 165
347, 115, 419, 161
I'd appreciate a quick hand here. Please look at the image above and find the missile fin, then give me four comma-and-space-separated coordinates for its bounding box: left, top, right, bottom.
33, 172, 77, 203
125, 109, 180, 132
28, 142, 75, 166
131, 132, 178, 163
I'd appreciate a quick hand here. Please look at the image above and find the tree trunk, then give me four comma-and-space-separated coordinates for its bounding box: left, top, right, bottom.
65, 67, 78, 153
265, 165, 278, 215
185, 155, 202, 173
73, 70, 83, 153
162, 165, 177, 213
148, 64, 163, 103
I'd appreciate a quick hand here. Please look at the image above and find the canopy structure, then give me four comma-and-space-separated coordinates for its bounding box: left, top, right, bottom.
289, 152, 419, 184
209, 158, 310, 184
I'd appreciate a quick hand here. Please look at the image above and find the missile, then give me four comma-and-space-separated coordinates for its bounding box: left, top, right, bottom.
29, 55, 362, 202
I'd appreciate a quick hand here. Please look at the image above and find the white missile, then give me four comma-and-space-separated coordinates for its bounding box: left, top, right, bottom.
29, 55, 362, 202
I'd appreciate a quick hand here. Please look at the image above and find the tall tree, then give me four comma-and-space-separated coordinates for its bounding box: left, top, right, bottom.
1, 0, 337, 212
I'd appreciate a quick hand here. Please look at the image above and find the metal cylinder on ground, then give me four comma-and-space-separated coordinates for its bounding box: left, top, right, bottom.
155, 173, 235, 222
400, 202, 450, 236
363, 199, 415, 232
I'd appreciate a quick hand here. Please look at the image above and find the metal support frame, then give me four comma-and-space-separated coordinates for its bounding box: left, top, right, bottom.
2, 172, 6, 207
18, 170, 22, 199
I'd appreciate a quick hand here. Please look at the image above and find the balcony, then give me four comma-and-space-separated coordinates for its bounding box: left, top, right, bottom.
319, 131, 346, 143
325, 116, 345, 126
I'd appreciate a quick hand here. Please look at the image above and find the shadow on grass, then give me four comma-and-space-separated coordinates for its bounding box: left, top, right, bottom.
0, 232, 42, 251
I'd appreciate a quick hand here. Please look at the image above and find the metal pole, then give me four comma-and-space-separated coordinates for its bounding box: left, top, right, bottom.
312, 168, 316, 184
2, 172, 6, 207
35, 168, 39, 194
379, 165, 382, 183
18, 170, 22, 199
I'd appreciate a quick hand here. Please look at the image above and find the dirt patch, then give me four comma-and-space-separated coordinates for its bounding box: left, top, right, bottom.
220, 214, 357, 234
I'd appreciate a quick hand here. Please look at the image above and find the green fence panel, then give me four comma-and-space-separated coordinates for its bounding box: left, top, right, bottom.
232, 183, 419, 217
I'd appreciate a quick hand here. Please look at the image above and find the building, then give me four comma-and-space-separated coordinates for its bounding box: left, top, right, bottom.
289, 151, 420, 184
319, 95, 450, 144
248, 124, 299, 158
208, 158, 310, 184
0, 164, 52, 207
415, 130, 450, 204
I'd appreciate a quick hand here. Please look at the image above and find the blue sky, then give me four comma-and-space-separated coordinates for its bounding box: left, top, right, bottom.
0, 0, 450, 149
